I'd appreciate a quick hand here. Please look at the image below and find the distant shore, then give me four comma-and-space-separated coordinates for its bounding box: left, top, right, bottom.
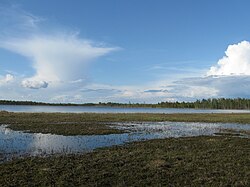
1, 98, 250, 110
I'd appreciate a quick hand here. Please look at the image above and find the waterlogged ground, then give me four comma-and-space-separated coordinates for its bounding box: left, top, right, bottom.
2, 112, 250, 135
1, 136, 249, 186
1, 113, 249, 186
0, 121, 249, 161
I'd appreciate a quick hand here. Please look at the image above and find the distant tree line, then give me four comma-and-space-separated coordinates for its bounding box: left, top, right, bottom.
1, 98, 250, 109
158, 98, 250, 109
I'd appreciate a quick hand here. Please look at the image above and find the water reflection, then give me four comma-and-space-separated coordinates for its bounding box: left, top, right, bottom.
0, 122, 249, 161
114, 122, 250, 137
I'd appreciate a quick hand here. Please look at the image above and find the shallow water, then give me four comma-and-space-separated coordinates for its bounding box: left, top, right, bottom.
1, 104, 250, 113
0, 122, 249, 161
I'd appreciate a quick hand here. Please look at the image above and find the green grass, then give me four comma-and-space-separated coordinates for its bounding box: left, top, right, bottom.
0, 136, 249, 186
1, 111, 250, 135
0, 111, 124, 135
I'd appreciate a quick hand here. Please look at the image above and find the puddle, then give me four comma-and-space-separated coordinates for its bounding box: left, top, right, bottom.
0, 122, 249, 162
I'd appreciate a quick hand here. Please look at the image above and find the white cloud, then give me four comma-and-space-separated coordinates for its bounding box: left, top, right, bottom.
4, 74, 14, 82
1, 35, 118, 88
174, 75, 250, 99
0, 6, 118, 89
207, 41, 250, 76
0, 74, 14, 85
21, 79, 48, 89
0, 5, 43, 37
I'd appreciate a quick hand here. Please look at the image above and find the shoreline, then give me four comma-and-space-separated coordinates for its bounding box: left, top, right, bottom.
1, 103, 250, 110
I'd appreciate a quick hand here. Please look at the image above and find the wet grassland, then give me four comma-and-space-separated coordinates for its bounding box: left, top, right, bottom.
0, 112, 250, 186
1, 112, 250, 135
0, 136, 249, 186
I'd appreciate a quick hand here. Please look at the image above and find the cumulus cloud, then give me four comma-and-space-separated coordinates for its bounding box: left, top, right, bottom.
0, 6, 118, 89
21, 79, 48, 89
207, 41, 250, 76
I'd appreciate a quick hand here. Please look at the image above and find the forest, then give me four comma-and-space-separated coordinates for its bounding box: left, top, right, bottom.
1, 98, 250, 109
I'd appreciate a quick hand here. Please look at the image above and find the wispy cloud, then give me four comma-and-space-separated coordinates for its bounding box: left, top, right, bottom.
174, 75, 250, 99
0, 74, 14, 85
144, 89, 168, 93
0, 5, 43, 37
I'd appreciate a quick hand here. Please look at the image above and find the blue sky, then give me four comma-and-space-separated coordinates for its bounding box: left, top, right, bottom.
1, 0, 250, 103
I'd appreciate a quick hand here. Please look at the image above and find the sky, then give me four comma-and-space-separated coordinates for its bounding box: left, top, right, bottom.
1, 0, 250, 103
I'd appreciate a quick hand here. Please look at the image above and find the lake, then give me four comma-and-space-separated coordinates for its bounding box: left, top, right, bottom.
1, 105, 250, 113
0, 121, 249, 162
